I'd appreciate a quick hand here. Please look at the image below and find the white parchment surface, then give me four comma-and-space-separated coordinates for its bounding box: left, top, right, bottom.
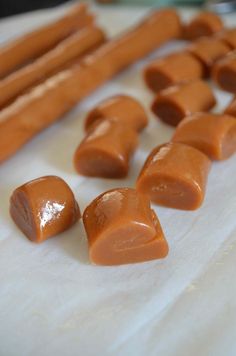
0, 3, 236, 356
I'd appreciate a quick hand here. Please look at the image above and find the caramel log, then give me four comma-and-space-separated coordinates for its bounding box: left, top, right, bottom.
136, 142, 211, 210
219, 28, 236, 50
0, 9, 182, 164
10, 176, 80, 243
212, 52, 236, 93
0, 4, 92, 79
184, 12, 223, 40
83, 188, 168, 265
144, 51, 205, 93
85, 94, 148, 132
0, 26, 106, 109
225, 96, 236, 117
187, 37, 231, 76
151, 80, 216, 127
172, 113, 236, 160
74, 118, 138, 178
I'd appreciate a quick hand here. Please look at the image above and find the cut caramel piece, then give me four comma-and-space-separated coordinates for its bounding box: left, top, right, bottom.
172, 113, 236, 160
85, 95, 148, 131
212, 52, 236, 93
85, 95, 148, 132
188, 37, 231, 75
83, 188, 168, 265
151, 79, 216, 126
136, 142, 211, 210
144, 51, 205, 93
74, 118, 138, 178
184, 12, 223, 40
10, 176, 80, 243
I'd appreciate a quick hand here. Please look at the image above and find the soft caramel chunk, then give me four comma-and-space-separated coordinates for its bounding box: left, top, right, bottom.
83, 188, 168, 265
144, 51, 205, 93
188, 37, 231, 75
136, 142, 211, 210
224, 96, 236, 117
151, 79, 216, 126
10, 176, 80, 243
172, 113, 236, 160
219, 28, 236, 50
74, 118, 138, 178
184, 12, 223, 40
85, 95, 148, 132
212, 52, 236, 93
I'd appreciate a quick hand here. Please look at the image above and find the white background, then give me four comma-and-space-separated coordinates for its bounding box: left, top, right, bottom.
0, 2, 236, 355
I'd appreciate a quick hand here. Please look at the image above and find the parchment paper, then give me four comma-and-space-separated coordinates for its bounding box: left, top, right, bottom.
0, 3, 236, 356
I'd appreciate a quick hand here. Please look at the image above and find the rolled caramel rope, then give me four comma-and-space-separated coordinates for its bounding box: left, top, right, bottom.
0, 3, 92, 78
0, 26, 106, 109
0, 9, 182, 164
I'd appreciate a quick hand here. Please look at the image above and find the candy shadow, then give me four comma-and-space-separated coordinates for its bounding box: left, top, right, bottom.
0, 184, 16, 226
56, 221, 90, 265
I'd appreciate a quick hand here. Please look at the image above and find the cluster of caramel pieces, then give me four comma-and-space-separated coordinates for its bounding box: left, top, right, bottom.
10, 11, 236, 266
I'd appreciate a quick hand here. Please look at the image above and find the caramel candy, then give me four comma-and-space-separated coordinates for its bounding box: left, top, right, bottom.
144, 51, 205, 93
188, 37, 231, 75
151, 79, 216, 126
184, 12, 223, 41
212, 52, 236, 93
136, 142, 211, 210
74, 118, 138, 178
85, 95, 148, 132
219, 28, 236, 50
172, 113, 236, 160
224, 96, 236, 117
10, 176, 80, 243
83, 188, 168, 265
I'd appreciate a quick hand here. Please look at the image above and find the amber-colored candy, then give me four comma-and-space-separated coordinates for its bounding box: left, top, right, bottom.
188, 37, 231, 75
10, 176, 80, 243
184, 12, 223, 40
136, 142, 211, 210
85, 95, 148, 132
151, 79, 216, 126
224, 96, 236, 117
172, 113, 236, 160
144, 51, 205, 93
212, 52, 236, 93
74, 118, 138, 178
0, 3, 91, 79
83, 188, 169, 265
0, 9, 182, 164
0, 26, 106, 109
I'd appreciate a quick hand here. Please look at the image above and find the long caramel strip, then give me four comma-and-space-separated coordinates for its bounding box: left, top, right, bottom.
0, 3, 91, 78
0, 9, 181, 164
0, 26, 106, 109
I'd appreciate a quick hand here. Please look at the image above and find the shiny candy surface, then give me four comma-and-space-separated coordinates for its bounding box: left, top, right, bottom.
83, 188, 168, 265
172, 113, 236, 160
10, 176, 80, 242
136, 142, 211, 210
